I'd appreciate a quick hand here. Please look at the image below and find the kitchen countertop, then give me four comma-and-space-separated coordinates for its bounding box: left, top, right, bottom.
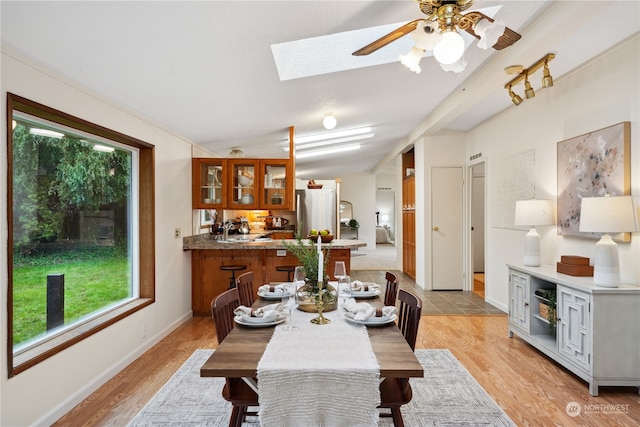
183, 234, 366, 250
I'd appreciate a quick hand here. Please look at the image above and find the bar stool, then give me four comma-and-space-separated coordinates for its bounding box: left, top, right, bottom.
276, 265, 297, 282
220, 265, 247, 289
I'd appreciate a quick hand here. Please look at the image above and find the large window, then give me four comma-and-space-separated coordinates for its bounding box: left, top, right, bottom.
7, 93, 155, 377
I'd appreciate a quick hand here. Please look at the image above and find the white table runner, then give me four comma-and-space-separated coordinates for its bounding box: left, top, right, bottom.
257, 306, 380, 427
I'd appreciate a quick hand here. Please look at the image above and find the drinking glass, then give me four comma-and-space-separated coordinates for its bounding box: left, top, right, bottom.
334, 261, 346, 282
293, 266, 306, 287
280, 283, 298, 331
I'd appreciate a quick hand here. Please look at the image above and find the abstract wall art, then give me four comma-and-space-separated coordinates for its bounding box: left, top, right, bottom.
557, 121, 631, 241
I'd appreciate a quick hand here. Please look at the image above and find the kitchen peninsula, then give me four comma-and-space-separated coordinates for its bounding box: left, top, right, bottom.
184, 235, 365, 315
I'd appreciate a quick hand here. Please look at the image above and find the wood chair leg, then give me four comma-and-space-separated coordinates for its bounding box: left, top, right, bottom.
391, 407, 404, 427
229, 405, 241, 427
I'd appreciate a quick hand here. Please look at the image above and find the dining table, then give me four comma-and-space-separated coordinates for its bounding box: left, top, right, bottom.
200, 283, 424, 426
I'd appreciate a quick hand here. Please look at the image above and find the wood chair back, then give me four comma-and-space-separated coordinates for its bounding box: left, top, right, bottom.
396, 289, 422, 351
236, 271, 255, 307
211, 288, 240, 344
384, 271, 399, 307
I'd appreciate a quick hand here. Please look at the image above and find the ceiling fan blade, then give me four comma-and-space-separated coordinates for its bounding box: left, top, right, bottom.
352, 19, 424, 56
463, 11, 521, 50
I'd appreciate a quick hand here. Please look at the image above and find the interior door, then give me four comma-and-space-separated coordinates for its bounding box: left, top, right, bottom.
431, 167, 464, 290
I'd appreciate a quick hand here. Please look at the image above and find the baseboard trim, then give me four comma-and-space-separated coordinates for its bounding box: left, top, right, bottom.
34, 311, 193, 426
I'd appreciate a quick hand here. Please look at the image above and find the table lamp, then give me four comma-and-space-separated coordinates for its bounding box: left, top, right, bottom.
514, 199, 555, 266
579, 195, 637, 287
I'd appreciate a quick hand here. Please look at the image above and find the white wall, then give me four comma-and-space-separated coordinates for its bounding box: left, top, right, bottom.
466, 36, 640, 311
1, 50, 194, 426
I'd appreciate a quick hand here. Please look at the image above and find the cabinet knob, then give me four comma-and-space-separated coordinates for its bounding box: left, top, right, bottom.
433, 226, 439, 231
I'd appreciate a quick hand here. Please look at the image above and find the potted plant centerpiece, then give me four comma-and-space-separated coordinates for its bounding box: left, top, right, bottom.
282, 233, 336, 316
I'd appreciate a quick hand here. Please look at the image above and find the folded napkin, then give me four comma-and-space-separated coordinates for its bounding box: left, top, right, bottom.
342, 301, 397, 321
234, 303, 284, 322
350, 281, 381, 292
258, 284, 285, 294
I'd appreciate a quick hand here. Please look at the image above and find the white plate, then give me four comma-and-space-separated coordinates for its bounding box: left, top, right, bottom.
257, 290, 286, 300
234, 315, 286, 327
345, 289, 381, 299
344, 314, 397, 326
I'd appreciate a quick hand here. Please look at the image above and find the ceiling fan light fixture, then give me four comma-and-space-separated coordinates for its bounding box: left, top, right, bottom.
323, 114, 337, 130
439, 56, 467, 74
399, 46, 425, 73
433, 29, 464, 65
474, 18, 505, 50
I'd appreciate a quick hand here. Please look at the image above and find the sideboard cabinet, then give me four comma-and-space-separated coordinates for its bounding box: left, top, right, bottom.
507, 264, 640, 396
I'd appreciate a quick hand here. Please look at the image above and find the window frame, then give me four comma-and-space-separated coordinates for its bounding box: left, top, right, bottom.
6, 93, 156, 377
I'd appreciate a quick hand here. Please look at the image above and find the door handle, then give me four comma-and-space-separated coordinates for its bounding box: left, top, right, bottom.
433, 226, 439, 231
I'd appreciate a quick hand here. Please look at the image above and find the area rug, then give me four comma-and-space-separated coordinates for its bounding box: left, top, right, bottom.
128, 349, 515, 426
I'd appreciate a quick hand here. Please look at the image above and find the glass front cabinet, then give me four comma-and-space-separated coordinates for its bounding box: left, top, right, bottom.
192, 158, 226, 209
259, 159, 292, 210
227, 159, 259, 209
192, 157, 293, 210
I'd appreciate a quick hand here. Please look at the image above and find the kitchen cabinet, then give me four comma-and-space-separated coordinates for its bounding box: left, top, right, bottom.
258, 159, 294, 210
192, 158, 226, 209
192, 157, 293, 210
402, 175, 416, 279
227, 159, 259, 209
508, 264, 640, 396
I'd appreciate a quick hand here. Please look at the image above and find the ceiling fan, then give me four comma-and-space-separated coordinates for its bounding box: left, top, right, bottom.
353, 0, 521, 73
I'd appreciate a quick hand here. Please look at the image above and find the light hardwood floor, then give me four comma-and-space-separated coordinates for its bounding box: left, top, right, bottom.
52, 314, 639, 426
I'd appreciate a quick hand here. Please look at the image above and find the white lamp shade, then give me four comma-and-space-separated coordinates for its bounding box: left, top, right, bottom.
433, 30, 464, 65
514, 199, 555, 226
399, 46, 424, 74
579, 196, 637, 233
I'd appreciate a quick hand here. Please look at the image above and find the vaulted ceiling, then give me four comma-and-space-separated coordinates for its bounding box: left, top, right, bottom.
2, 1, 638, 178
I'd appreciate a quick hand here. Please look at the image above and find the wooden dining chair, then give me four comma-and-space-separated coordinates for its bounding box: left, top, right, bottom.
211, 289, 259, 427
235, 271, 255, 308
384, 271, 399, 307
378, 289, 422, 427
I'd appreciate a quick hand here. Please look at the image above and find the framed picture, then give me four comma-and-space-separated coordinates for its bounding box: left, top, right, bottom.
557, 121, 631, 241
200, 209, 214, 229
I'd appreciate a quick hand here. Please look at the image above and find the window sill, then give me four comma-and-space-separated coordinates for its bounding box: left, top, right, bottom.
11, 298, 153, 376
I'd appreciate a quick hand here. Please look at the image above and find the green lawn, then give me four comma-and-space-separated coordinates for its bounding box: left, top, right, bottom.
12, 248, 130, 345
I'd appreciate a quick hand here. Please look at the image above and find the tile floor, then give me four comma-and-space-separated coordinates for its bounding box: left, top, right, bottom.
350, 269, 504, 316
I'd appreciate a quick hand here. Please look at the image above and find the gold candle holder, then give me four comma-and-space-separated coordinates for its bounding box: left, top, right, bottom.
311, 283, 331, 325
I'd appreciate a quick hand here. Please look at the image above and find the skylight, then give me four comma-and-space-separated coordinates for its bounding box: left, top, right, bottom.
270, 6, 502, 81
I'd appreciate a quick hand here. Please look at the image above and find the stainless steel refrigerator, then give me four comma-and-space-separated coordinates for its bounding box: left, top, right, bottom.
295, 188, 337, 237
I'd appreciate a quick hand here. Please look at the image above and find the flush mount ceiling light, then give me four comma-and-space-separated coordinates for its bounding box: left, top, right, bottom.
323, 114, 337, 130
229, 148, 244, 158
505, 53, 555, 106
293, 126, 373, 145
295, 144, 361, 160
353, 0, 521, 75
285, 126, 374, 159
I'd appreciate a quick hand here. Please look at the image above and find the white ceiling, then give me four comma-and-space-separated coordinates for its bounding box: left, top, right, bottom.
2, 1, 638, 179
